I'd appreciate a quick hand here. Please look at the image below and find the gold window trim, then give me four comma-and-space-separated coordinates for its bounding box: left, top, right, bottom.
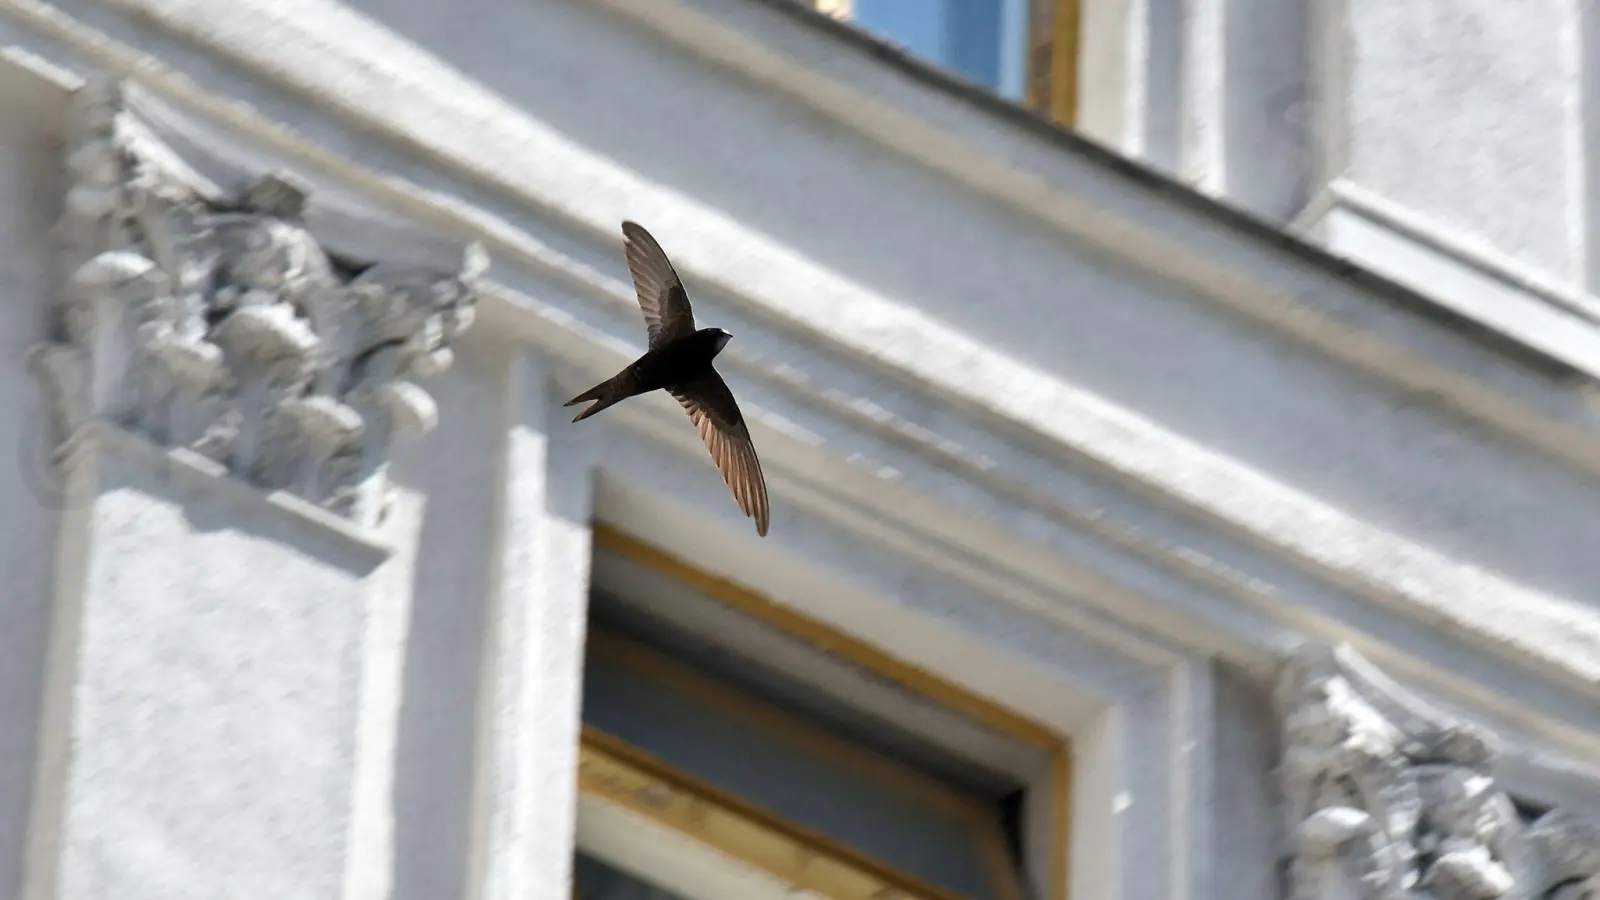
1027, 0, 1079, 125
591, 524, 1073, 900
584, 631, 1023, 900
581, 726, 977, 900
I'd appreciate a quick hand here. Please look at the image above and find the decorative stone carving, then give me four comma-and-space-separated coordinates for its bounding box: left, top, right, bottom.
28, 75, 488, 526
1276, 642, 1600, 900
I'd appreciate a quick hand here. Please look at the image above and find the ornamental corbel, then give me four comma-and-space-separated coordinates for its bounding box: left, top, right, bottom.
1276, 642, 1600, 900
28, 74, 489, 528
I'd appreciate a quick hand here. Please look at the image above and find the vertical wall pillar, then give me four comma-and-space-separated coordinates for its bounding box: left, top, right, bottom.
1178, 0, 1311, 222
467, 351, 595, 900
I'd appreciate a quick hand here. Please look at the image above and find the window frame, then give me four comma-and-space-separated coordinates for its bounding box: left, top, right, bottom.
1026, 0, 1079, 124
579, 727, 972, 900
584, 525, 1074, 900
808, 0, 1079, 125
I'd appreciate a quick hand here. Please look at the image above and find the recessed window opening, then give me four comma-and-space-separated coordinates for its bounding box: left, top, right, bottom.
574, 525, 1072, 900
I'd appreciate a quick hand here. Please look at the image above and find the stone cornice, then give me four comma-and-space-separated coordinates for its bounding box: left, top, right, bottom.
1278, 642, 1600, 899
27, 75, 488, 528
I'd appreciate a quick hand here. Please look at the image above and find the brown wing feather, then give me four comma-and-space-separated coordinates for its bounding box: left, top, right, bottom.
621, 221, 696, 347
669, 372, 770, 537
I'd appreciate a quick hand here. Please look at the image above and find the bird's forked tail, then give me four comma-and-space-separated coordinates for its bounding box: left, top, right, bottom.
564, 374, 627, 422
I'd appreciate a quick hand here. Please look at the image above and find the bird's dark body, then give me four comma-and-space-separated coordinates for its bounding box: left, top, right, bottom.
565, 327, 733, 422
566, 220, 770, 537
628, 328, 729, 395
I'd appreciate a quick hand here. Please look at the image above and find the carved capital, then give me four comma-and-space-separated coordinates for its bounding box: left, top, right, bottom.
31, 75, 488, 526
1276, 642, 1600, 900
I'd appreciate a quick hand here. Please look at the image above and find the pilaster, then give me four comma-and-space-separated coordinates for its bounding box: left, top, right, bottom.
466, 352, 595, 900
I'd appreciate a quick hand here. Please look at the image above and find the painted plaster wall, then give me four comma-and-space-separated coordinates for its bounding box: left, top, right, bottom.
1303, 0, 1600, 371
49, 444, 385, 900
1175, 0, 1582, 284
0, 0, 1596, 898
1209, 661, 1281, 900
53, 0, 1600, 638
1092, 0, 1593, 363
0, 54, 1248, 895
1340, 0, 1578, 280
69, 0, 1600, 708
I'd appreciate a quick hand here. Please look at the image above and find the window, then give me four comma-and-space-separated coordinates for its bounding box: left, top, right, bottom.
809, 0, 1079, 125
573, 525, 1072, 900
574, 853, 695, 900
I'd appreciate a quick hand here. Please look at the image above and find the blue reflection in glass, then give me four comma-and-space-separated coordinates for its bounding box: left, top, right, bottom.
852, 0, 1015, 96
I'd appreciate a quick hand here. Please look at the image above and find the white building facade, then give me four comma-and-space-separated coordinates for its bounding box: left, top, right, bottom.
0, 1, 1598, 900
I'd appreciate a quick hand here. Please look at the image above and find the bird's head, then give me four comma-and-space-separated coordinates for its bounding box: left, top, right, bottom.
709, 327, 734, 353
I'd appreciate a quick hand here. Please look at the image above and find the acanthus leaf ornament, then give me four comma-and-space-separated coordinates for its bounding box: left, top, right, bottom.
1277, 642, 1600, 900
29, 75, 487, 527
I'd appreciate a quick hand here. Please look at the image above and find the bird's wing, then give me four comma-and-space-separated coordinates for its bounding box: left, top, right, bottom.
621, 221, 696, 348
669, 371, 770, 537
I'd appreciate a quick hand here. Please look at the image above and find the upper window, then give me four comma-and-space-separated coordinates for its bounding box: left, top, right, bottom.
573, 525, 1072, 900
810, 0, 1078, 125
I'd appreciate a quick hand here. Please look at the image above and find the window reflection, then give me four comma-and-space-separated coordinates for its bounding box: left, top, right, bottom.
802, 0, 1078, 123
574, 853, 695, 900
853, 0, 1008, 94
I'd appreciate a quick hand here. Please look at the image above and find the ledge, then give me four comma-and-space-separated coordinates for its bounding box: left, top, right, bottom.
80, 422, 394, 572
1292, 179, 1600, 375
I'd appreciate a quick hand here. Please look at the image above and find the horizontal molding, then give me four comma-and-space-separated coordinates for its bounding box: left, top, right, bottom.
22, 0, 1598, 412
1296, 179, 1600, 350
488, 279, 1600, 734
75, 423, 394, 571
1337, 182, 1596, 318
0, 35, 1232, 672
11, 0, 1600, 754
573, 363, 1600, 764
0, 26, 1267, 670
